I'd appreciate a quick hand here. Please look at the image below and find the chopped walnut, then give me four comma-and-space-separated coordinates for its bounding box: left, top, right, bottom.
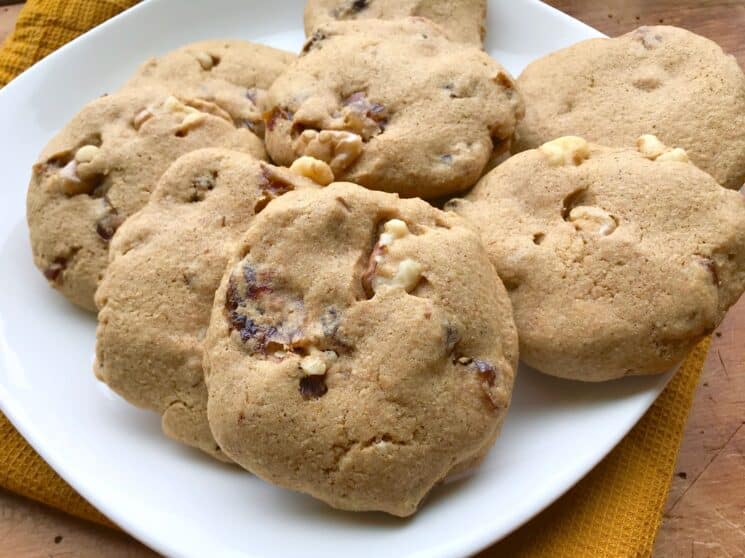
300, 354, 327, 376
52, 147, 106, 197
53, 160, 84, 195
636, 134, 667, 159
372, 259, 423, 293
132, 108, 153, 130
328, 92, 387, 140
636, 134, 689, 163
568, 206, 618, 236
299, 348, 338, 377
362, 219, 422, 294
194, 51, 219, 71
179, 111, 208, 132
657, 148, 689, 163
293, 129, 363, 174
379, 219, 408, 247
74, 144, 99, 164
151, 96, 217, 135
539, 136, 590, 166
289, 156, 334, 185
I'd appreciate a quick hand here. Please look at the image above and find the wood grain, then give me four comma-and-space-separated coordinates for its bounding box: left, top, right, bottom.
0, 3, 21, 41
1, 2, 744, 557
0, 488, 156, 557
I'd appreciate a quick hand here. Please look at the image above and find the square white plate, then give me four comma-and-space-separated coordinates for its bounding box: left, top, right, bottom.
0, 1, 672, 556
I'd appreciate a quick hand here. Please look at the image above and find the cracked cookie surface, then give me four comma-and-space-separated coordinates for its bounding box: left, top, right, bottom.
26, 89, 265, 311
304, 0, 487, 47
124, 40, 295, 137
264, 18, 523, 199
514, 26, 745, 189
450, 137, 745, 381
94, 149, 317, 460
203, 183, 518, 516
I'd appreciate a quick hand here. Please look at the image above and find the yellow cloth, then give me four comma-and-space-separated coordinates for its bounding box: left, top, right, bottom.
0, 1, 707, 554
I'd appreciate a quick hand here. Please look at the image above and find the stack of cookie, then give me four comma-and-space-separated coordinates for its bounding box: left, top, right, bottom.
25, 0, 745, 517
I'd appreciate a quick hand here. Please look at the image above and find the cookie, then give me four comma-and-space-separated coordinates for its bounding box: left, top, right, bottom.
203, 183, 518, 516
304, 0, 487, 47
95, 149, 319, 459
514, 26, 745, 190
264, 18, 523, 199
449, 136, 745, 381
125, 39, 295, 136
27, 89, 265, 311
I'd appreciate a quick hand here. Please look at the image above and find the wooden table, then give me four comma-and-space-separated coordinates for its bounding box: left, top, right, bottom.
1, 1, 744, 556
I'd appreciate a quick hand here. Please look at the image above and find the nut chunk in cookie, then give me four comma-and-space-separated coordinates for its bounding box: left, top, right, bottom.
27, 88, 265, 311
95, 149, 317, 460
265, 18, 523, 199
514, 26, 745, 190
450, 136, 745, 381
124, 39, 295, 137
304, 0, 488, 47
203, 183, 518, 516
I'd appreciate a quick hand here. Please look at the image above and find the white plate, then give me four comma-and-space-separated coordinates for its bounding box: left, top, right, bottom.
0, 1, 672, 556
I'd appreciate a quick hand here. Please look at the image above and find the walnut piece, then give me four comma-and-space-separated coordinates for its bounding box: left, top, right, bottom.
636, 134, 689, 163
539, 136, 590, 166
362, 219, 422, 295
292, 130, 363, 174
194, 51, 218, 71
74, 144, 99, 164
568, 205, 617, 236
371, 258, 423, 293
289, 156, 334, 185
300, 354, 327, 376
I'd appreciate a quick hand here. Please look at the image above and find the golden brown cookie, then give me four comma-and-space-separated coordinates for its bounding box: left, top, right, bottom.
125, 39, 295, 136
450, 136, 745, 381
95, 149, 318, 459
304, 0, 487, 46
265, 18, 523, 199
514, 26, 745, 189
27, 89, 265, 311
203, 183, 518, 515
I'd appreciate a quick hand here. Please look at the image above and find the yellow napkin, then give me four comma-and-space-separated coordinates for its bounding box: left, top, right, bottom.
0, 1, 707, 554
